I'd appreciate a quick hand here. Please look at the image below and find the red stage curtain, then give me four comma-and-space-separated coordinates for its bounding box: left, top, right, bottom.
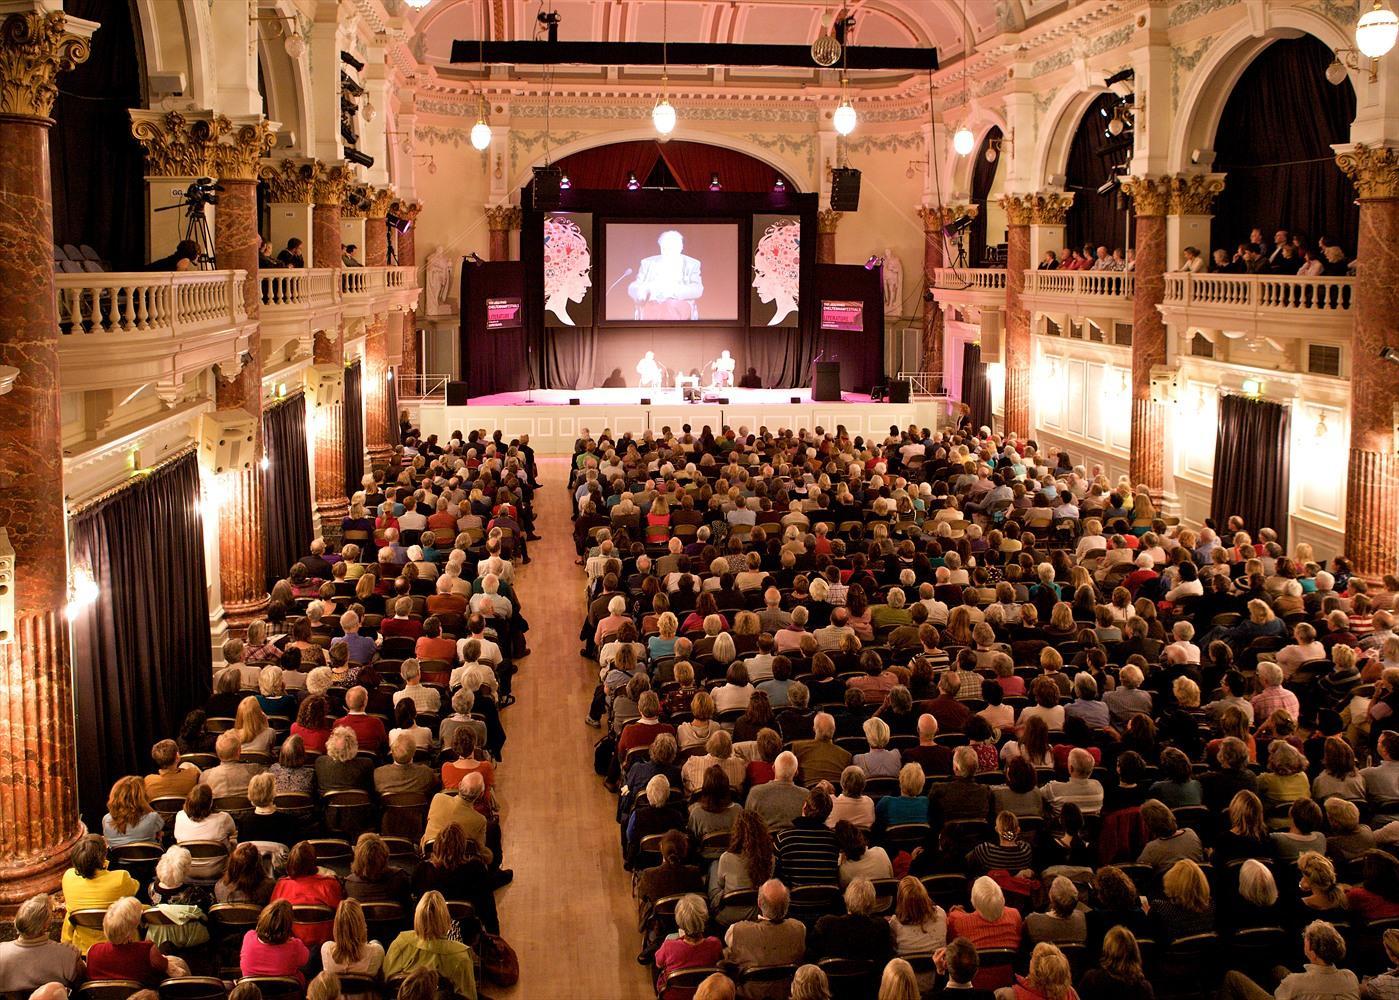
657, 141, 783, 192
554, 140, 661, 190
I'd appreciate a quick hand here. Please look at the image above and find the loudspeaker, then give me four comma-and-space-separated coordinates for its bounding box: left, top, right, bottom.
830, 167, 861, 211
198, 410, 257, 474
446, 380, 470, 405
888, 378, 911, 404
303, 364, 343, 410
533, 166, 562, 210
640, 397, 651, 405
569, 397, 580, 405
718, 397, 730, 405
790, 396, 801, 404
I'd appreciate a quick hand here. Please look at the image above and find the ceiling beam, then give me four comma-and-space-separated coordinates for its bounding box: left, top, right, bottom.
449, 40, 939, 72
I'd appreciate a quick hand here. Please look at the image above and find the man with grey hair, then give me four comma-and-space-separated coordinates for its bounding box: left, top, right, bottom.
928, 745, 991, 826
0, 894, 81, 993
723, 879, 807, 996
757, 588, 791, 633
197, 731, 260, 798
470, 574, 513, 619
745, 750, 810, 831
791, 712, 851, 786
1044, 747, 1105, 816
374, 732, 439, 798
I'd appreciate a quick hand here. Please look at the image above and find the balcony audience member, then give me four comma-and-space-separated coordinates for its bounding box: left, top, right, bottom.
277, 237, 305, 268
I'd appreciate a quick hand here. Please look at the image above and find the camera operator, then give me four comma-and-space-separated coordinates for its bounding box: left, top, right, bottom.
147, 239, 199, 272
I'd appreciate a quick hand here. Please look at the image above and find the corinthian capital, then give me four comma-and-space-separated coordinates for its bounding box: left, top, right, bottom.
312, 161, 350, 206
817, 208, 843, 234
341, 183, 370, 219
1030, 192, 1074, 226
392, 200, 423, 221
366, 187, 395, 219
259, 158, 316, 203
1119, 176, 1172, 217
0, 9, 94, 121
485, 204, 522, 232
130, 109, 225, 178
1000, 194, 1034, 226
1168, 173, 1226, 215
1336, 143, 1399, 201
212, 118, 277, 181
918, 204, 978, 231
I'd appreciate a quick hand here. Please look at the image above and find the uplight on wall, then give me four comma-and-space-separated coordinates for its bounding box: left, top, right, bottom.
64, 566, 99, 622
1241, 377, 1263, 397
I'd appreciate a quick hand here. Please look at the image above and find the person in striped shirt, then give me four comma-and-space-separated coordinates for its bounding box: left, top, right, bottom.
773, 788, 840, 886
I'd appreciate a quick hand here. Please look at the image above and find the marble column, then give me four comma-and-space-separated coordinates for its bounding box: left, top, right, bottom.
1000, 195, 1034, 438
364, 187, 391, 267
485, 204, 520, 262
394, 201, 423, 381
0, 5, 94, 900
916, 206, 946, 376
1337, 145, 1399, 581
816, 209, 841, 264
1121, 176, 1171, 499
311, 162, 349, 533
210, 120, 276, 627
363, 188, 394, 472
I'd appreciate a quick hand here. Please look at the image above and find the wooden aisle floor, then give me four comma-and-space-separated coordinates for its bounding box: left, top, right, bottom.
492, 456, 656, 999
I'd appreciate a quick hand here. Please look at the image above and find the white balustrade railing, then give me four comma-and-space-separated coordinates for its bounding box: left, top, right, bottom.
1162, 273, 1354, 314
340, 266, 391, 297
386, 265, 415, 289
932, 267, 1007, 291
56, 269, 246, 338
261, 267, 339, 309
397, 372, 450, 399
1025, 269, 1134, 297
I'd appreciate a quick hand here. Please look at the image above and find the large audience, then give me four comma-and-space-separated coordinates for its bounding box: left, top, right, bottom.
571, 420, 1399, 1000
0, 431, 540, 1000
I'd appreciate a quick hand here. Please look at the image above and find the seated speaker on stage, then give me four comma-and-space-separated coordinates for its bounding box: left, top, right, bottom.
627, 230, 703, 320
636, 351, 665, 389
711, 350, 736, 388
739, 366, 762, 389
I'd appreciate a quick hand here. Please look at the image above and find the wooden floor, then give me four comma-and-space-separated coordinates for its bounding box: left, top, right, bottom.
493, 457, 656, 999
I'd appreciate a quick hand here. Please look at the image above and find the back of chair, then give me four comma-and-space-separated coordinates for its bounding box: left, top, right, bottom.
73, 981, 145, 1000
816, 957, 877, 999
156, 976, 229, 1000
235, 977, 301, 999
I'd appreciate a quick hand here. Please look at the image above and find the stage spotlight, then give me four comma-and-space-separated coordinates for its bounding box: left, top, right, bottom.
865, 254, 884, 270
627, 172, 640, 190
709, 172, 722, 191
774, 177, 785, 191
559, 174, 571, 190
1380, 346, 1399, 363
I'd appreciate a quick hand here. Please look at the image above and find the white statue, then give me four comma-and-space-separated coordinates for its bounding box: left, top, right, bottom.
425, 246, 455, 316
882, 247, 904, 316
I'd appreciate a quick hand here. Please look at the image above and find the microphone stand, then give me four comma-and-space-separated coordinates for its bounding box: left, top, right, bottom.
526, 342, 535, 404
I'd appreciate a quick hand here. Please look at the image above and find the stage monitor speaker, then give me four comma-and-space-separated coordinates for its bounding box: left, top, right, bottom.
888, 378, 911, 404
790, 396, 801, 404
569, 397, 580, 405
813, 361, 842, 401
533, 166, 562, 210
446, 380, 470, 405
830, 167, 861, 211
640, 397, 651, 405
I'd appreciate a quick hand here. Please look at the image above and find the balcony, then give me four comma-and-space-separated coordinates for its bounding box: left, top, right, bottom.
56, 269, 255, 392
1160, 273, 1354, 338
929, 267, 1007, 311
340, 265, 420, 319
1023, 269, 1135, 325
260, 267, 343, 361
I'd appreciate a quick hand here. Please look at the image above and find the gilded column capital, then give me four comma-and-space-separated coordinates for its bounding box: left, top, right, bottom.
341, 183, 370, 219
392, 200, 423, 221
366, 187, 395, 219
1029, 192, 1074, 226
0, 9, 94, 121
817, 208, 843, 234
211, 117, 276, 182
918, 204, 978, 231
1336, 143, 1399, 201
1000, 194, 1034, 227
485, 204, 522, 232
130, 109, 225, 178
1168, 172, 1226, 215
1119, 175, 1172, 217
259, 158, 316, 203
311, 161, 350, 206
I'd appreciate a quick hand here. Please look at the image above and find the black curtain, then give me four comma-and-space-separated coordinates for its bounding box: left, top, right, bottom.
970, 127, 1003, 266
51, 0, 146, 270
1211, 394, 1292, 548
960, 342, 992, 432
1212, 36, 1358, 256
1065, 93, 1132, 254
461, 262, 528, 396
70, 451, 211, 824
343, 361, 364, 497
263, 393, 314, 585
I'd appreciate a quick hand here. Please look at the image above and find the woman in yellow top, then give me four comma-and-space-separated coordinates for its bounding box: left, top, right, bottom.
382, 891, 476, 1000
60, 834, 139, 954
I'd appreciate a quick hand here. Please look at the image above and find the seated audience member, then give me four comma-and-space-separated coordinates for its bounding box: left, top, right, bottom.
316, 726, 374, 793
723, 879, 806, 996
1219, 919, 1355, 1000
834, 819, 892, 886
935, 936, 994, 1000
774, 788, 840, 885
654, 894, 724, 998
968, 810, 1034, 874
745, 750, 810, 831
383, 892, 478, 1000
853, 716, 901, 777
271, 840, 343, 950
320, 898, 386, 988
827, 765, 877, 829
813, 878, 894, 965
335, 686, 389, 753
198, 731, 259, 798
0, 894, 82, 993
710, 809, 775, 925
145, 738, 199, 800
413, 822, 499, 934
1044, 747, 1104, 816
1347, 849, 1399, 921
929, 746, 992, 825
102, 775, 165, 848
877, 762, 931, 829
1150, 859, 1215, 944
1137, 798, 1204, 869
422, 773, 498, 871
948, 877, 1023, 985
1025, 876, 1087, 945
689, 765, 743, 843
239, 899, 310, 986
86, 896, 178, 985
791, 711, 852, 786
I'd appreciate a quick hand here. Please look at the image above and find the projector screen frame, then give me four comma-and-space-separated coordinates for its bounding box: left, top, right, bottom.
596, 215, 749, 328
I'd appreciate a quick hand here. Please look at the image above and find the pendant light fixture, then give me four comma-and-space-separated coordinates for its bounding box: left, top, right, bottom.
653, 0, 677, 137
470, 2, 492, 150
1357, 0, 1399, 58
831, 16, 857, 136
952, 0, 975, 156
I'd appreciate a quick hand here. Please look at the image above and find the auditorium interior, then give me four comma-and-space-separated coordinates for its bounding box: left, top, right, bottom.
0, 0, 1398, 997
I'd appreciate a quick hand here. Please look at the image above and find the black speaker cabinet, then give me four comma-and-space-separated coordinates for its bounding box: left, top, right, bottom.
446, 380, 470, 405
533, 166, 562, 210
830, 167, 861, 212
888, 379, 911, 404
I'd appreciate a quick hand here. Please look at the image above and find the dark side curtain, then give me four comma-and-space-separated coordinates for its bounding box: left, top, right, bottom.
970, 127, 1002, 265
263, 393, 314, 585
1212, 36, 1358, 256
961, 342, 992, 432
343, 361, 364, 497
70, 450, 211, 823
50, 0, 147, 270
1065, 93, 1131, 254
1211, 394, 1291, 548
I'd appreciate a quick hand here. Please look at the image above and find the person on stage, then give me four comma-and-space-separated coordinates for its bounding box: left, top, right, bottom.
636, 351, 665, 389
627, 230, 703, 320
739, 367, 762, 389
712, 350, 736, 388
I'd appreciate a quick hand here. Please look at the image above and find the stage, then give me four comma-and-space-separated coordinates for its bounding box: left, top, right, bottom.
406, 386, 952, 456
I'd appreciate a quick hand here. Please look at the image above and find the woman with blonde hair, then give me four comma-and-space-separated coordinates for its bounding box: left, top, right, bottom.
677, 690, 718, 750
307, 972, 345, 1000
649, 611, 680, 661
1258, 740, 1310, 824
233, 696, 274, 753
1011, 942, 1077, 1000
887, 876, 945, 987
256, 665, 297, 720
382, 891, 477, 999
320, 898, 385, 995
101, 775, 164, 848
790, 964, 832, 1000
1150, 859, 1214, 944
877, 957, 920, 1000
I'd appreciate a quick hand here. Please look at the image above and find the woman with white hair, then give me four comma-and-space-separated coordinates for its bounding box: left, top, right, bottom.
144, 845, 212, 950
948, 875, 1024, 953
86, 895, 182, 984
812, 878, 895, 966
653, 894, 723, 998
1025, 875, 1086, 945
853, 717, 901, 778
827, 766, 877, 830
1227, 858, 1281, 933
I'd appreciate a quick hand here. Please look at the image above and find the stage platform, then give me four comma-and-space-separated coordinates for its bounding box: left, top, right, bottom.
407, 387, 952, 456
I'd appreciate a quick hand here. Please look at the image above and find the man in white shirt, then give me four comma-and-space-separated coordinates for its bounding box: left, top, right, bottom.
917, 583, 950, 626
392, 659, 442, 713
744, 635, 777, 683
476, 550, 514, 586
470, 574, 513, 619
397, 497, 428, 532
456, 616, 502, 666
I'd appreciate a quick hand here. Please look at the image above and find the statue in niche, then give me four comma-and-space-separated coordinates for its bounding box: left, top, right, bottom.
882, 248, 904, 316
425, 246, 455, 316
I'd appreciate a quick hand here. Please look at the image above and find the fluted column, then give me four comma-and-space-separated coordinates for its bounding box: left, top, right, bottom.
0, 5, 94, 899
311, 162, 349, 533
1337, 145, 1399, 580
1120, 176, 1172, 499
363, 188, 394, 471
1000, 195, 1034, 438
394, 201, 422, 380
816, 209, 841, 264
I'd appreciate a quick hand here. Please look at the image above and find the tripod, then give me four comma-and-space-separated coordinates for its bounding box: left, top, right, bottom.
154, 197, 216, 269
952, 230, 968, 270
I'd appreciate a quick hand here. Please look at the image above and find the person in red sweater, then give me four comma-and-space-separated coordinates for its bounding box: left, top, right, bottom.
270, 842, 343, 952
378, 597, 425, 641
617, 691, 676, 761
239, 899, 310, 985
86, 897, 179, 985
334, 686, 387, 753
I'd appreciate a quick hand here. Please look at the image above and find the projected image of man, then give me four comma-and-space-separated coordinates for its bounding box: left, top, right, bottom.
627, 229, 703, 320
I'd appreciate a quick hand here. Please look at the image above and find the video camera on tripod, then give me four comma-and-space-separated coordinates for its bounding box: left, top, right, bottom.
154, 176, 223, 268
